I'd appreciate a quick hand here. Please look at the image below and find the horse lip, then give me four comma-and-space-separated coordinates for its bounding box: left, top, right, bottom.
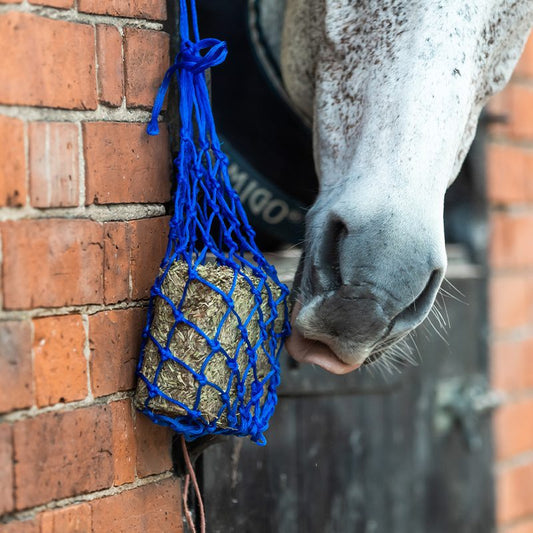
285, 302, 362, 375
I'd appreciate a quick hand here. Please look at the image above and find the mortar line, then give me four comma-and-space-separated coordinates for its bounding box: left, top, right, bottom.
9, 421, 16, 522
77, 122, 85, 207
23, 120, 31, 208
0, 203, 167, 222
118, 24, 126, 109
500, 513, 533, 532
486, 134, 533, 150
81, 313, 94, 402
45, 123, 51, 206
0, 390, 135, 423
486, 137, 533, 150
494, 448, 533, 472
492, 389, 533, 404
0, 298, 149, 321
0, 471, 175, 524
28, 319, 36, 411
0, 104, 153, 123
489, 205, 533, 214
0, 4, 165, 30
489, 326, 533, 344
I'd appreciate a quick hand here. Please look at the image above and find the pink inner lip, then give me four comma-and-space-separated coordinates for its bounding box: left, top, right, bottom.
285, 302, 362, 375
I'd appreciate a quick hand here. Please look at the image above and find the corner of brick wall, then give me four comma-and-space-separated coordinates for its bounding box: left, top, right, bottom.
487, 34, 533, 533
0, 1, 183, 531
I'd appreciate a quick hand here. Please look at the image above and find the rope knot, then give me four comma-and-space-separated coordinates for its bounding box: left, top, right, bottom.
146, 38, 227, 136
180, 38, 228, 74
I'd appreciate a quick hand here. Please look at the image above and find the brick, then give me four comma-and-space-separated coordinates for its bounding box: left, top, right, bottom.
489, 84, 533, 141
0, 321, 33, 413
0, 521, 39, 533
497, 462, 533, 524
134, 411, 172, 477
103, 218, 170, 304
0, 13, 96, 110
39, 503, 92, 533
2, 219, 104, 309
0, 425, 14, 515
91, 478, 182, 533
504, 518, 533, 533
78, 0, 166, 21
130, 217, 169, 299
13, 406, 113, 509
490, 275, 531, 333
494, 399, 533, 460
103, 222, 130, 304
29, 122, 79, 208
124, 28, 169, 108
89, 308, 145, 397
110, 400, 137, 485
96, 25, 123, 107
486, 90, 510, 138
29, 0, 74, 8
515, 34, 533, 80
83, 122, 171, 205
33, 315, 87, 407
0, 116, 26, 207
490, 213, 533, 269
487, 144, 533, 205
491, 338, 533, 392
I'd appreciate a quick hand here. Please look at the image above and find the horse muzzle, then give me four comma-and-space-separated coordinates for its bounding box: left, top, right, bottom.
286, 209, 446, 373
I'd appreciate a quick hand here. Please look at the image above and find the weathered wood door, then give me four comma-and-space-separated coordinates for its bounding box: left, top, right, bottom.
201, 256, 495, 533
168, 3, 495, 531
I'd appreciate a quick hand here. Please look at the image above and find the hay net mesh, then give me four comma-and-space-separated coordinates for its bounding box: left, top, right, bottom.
134, 0, 291, 445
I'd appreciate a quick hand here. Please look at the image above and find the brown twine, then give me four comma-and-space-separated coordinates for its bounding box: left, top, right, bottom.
181, 435, 206, 533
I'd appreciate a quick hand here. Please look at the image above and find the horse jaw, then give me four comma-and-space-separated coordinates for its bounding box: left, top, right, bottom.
280, 0, 533, 371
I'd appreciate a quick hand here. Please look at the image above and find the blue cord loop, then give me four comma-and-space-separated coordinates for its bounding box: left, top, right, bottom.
147, 38, 228, 136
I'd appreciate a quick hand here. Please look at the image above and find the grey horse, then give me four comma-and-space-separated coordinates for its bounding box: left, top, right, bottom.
255, 0, 533, 373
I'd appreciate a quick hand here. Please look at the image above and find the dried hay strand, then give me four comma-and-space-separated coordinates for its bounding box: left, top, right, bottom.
134, 260, 285, 428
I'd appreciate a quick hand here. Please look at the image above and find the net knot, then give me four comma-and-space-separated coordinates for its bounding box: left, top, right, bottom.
236, 383, 246, 398
226, 359, 239, 374
160, 347, 173, 362
196, 374, 208, 387
209, 339, 221, 352
212, 147, 229, 165
251, 381, 264, 402
146, 381, 159, 398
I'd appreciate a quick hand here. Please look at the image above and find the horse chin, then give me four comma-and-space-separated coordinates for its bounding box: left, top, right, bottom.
285, 301, 364, 375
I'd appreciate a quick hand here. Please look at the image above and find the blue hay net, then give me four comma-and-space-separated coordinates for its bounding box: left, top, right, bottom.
134, 0, 291, 445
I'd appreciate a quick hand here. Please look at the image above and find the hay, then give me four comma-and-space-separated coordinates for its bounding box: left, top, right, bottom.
134, 260, 285, 429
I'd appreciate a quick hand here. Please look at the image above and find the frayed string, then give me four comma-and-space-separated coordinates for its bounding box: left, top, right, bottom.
181, 435, 206, 533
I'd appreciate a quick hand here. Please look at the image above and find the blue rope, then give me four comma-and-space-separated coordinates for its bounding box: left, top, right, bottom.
136, 0, 290, 445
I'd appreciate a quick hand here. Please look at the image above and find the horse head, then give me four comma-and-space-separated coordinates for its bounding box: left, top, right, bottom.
281, 0, 533, 373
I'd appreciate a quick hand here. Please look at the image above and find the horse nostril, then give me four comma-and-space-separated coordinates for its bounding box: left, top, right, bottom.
392, 268, 443, 330
321, 217, 348, 291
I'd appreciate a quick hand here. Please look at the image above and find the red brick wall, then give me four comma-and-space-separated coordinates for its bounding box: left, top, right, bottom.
488, 35, 533, 533
0, 1, 183, 531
